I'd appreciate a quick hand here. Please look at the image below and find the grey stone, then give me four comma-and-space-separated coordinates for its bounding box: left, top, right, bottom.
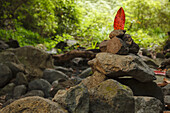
162, 84, 170, 95
88, 53, 156, 82
140, 56, 159, 69
15, 72, 28, 85
0, 96, 68, 113
24, 90, 44, 97
70, 76, 82, 85
117, 78, 164, 104
50, 79, 75, 97
134, 96, 163, 113
54, 66, 73, 73
164, 96, 170, 105
43, 69, 69, 83
28, 79, 52, 97
0, 83, 15, 96
53, 84, 89, 113
13, 85, 27, 98
5, 62, 25, 76
88, 79, 135, 113
0, 64, 13, 88
79, 67, 92, 78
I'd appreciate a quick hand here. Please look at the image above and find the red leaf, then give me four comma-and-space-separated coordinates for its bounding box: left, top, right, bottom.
154, 70, 166, 75
114, 7, 125, 30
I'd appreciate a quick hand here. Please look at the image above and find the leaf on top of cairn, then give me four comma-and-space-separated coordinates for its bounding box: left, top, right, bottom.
114, 7, 125, 30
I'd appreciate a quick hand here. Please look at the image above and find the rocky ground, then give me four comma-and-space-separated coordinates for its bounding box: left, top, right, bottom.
0, 31, 170, 113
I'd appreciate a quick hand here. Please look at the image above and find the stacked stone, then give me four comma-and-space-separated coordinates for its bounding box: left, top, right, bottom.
99, 30, 139, 55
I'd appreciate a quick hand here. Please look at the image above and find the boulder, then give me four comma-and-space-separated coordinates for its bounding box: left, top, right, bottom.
134, 96, 163, 113
53, 84, 89, 113
13, 85, 27, 98
28, 79, 52, 97
106, 37, 129, 55
43, 69, 69, 84
88, 53, 156, 82
117, 78, 164, 104
0, 64, 13, 88
109, 30, 126, 39
0, 96, 68, 113
9, 46, 54, 78
89, 79, 135, 113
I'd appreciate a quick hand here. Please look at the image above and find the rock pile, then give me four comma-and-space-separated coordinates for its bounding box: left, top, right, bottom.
99, 30, 139, 55
0, 31, 168, 113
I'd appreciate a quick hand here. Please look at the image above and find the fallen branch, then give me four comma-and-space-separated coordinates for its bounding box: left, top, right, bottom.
52, 50, 97, 64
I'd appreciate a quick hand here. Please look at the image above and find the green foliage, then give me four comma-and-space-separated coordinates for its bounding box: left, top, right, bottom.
123, 0, 169, 49
0, 26, 43, 46
0, 0, 169, 51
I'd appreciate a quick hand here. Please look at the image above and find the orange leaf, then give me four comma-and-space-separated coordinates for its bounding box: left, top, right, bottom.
114, 7, 125, 30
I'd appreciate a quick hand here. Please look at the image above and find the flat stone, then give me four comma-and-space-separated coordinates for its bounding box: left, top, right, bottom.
109, 30, 126, 39
43, 69, 69, 84
24, 90, 44, 97
88, 53, 156, 82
